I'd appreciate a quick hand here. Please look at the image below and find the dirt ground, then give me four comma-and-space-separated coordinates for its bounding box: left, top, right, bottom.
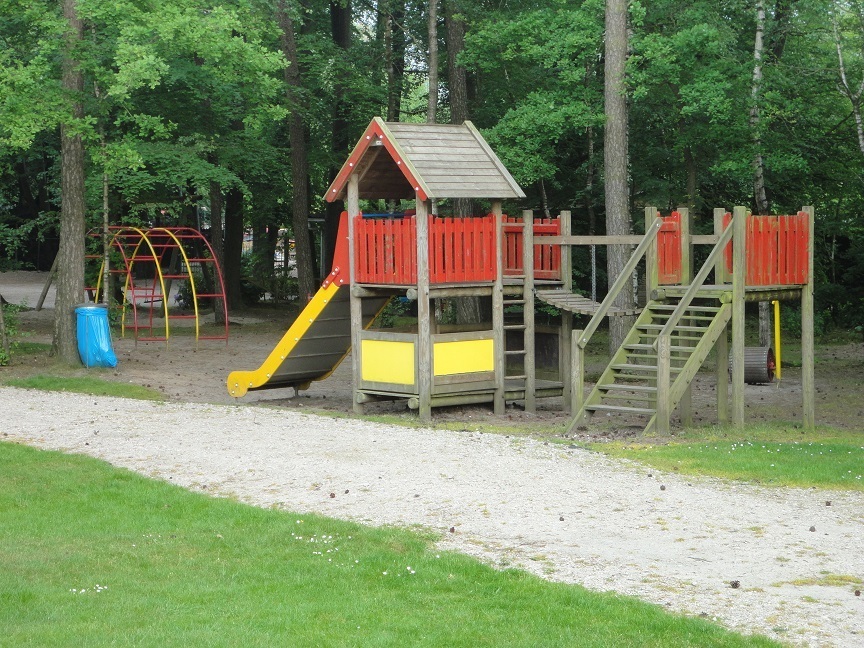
3, 270, 863, 435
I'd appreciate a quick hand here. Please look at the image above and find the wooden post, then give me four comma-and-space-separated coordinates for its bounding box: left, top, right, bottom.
347, 174, 364, 414
714, 208, 729, 423
801, 205, 815, 429
731, 205, 747, 427
656, 333, 672, 434
644, 206, 659, 297
678, 207, 693, 427
559, 210, 573, 413
492, 200, 505, 415
571, 329, 584, 416
416, 197, 433, 422
522, 209, 536, 413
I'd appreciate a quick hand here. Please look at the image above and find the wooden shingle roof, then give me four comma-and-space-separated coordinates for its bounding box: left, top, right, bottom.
325, 117, 525, 202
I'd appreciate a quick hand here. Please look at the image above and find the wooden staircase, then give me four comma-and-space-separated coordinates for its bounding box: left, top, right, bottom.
569, 294, 731, 434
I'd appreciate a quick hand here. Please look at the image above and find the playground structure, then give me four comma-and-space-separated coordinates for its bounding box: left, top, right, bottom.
87, 226, 228, 343
227, 116, 815, 432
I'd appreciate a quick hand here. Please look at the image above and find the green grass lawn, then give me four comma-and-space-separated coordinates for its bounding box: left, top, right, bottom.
593, 426, 864, 490
4, 374, 164, 400
0, 442, 778, 647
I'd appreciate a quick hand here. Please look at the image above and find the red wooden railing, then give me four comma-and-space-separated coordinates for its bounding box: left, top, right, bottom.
353, 214, 562, 285
429, 215, 497, 283
723, 212, 810, 285
657, 211, 682, 285
353, 214, 497, 284
502, 216, 561, 280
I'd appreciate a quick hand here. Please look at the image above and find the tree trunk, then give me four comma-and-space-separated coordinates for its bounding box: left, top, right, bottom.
209, 178, 226, 324
832, 3, 864, 154
604, 0, 634, 354
325, 0, 351, 273
278, 0, 316, 302
751, 0, 771, 347
751, 0, 769, 214
52, 0, 86, 364
427, 0, 439, 123
446, 0, 483, 323
223, 187, 244, 308
385, 0, 406, 121
446, 0, 468, 125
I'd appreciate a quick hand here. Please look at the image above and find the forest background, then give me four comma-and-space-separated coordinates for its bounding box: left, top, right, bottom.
2, 0, 864, 361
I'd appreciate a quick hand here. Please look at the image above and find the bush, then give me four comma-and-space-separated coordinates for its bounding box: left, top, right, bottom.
0, 302, 24, 366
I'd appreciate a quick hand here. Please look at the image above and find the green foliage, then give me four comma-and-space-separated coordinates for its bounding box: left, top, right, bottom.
0, 442, 779, 647
0, 302, 24, 366
376, 298, 413, 328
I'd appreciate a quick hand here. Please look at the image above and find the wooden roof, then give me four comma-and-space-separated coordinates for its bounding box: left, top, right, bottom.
325, 117, 526, 202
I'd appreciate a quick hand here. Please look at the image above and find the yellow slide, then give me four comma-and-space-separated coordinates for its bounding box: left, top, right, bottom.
227, 212, 388, 398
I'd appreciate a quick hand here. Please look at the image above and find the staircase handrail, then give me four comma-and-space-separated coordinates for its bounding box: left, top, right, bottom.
651, 219, 735, 349
577, 217, 664, 349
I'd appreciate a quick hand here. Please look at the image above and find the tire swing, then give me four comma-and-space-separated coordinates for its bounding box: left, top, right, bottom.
730, 347, 776, 384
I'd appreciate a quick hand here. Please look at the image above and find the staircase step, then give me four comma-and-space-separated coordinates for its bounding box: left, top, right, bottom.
505, 349, 526, 356
624, 343, 695, 353
586, 404, 657, 415
599, 384, 658, 394
611, 363, 683, 373
637, 324, 710, 333
600, 393, 658, 403
504, 324, 527, 331
650, 304, 722, 313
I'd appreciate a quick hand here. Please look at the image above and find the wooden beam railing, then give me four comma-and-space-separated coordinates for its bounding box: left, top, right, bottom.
651, 219, 735, 349
576, 217, 664, 349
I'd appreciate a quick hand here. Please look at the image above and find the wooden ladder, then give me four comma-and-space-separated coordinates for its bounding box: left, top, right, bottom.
569, 294, 731, 434
502, 216, 536, 411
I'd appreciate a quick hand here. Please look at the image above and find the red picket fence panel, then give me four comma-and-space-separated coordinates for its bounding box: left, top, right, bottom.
657, 211, 682, 285
723, 212, 809, 285
502, 216, 561, 280
428, 215, 497, 283
353, 214, 497, 284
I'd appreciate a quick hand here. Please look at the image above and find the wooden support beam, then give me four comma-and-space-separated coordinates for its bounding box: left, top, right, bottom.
535, 235, 645, 246
347, 175, 364, 415
802, 205, 815, 429
731, 206, 747, 427
678, 207, 693, 428
416, 197, 432, 422
644, 206, 659, 297
656, 333, 672, 434
714, 208, 729, 424
523, 209, 536, 413
559, 210, 573, 413
492, 200, 505, 415
570, 329, 584, 416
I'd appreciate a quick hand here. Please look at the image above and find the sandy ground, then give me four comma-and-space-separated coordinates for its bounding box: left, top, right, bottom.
2, 270, 864, 646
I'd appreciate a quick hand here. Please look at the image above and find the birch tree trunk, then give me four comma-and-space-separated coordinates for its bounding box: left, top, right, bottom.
750, 0, 772, 348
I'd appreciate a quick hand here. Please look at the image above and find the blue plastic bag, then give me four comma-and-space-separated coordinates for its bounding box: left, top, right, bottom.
75, 304, 118, 368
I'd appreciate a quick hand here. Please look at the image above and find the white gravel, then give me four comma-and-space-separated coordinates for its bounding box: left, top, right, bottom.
3, 387, 863, 647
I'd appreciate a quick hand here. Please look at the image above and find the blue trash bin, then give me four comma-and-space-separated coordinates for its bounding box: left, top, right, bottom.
75, 304, 118, 368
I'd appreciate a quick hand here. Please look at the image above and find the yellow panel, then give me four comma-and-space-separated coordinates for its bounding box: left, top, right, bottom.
433, 339, 494, 376
361, 340, 416, 385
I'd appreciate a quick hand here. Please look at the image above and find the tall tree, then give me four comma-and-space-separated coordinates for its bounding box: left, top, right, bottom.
604, 0, 633, 352
427, 0, 439, 124
751, 0, 772, 347
53, 0, 86, 363
277, 0, 316, 302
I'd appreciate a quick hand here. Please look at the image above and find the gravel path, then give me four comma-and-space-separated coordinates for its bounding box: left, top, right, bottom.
3, 387, 863, 647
